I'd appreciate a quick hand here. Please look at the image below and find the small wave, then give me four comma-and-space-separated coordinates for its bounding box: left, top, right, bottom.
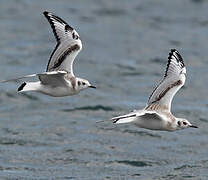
0, 138, 26, 146
123, 129, 161, 138
21, 93, 39, 100
0, 137, 49, 146
63, 149, 74, 153
182, 175, 196, 178
116, 160, 152, 167
62, 105, 114, 112
174, 164, 198, 170
5, 91, 39, 101
2, 128, 19, 135
161, 174, 177, 179
5, 92, 17, 98
200, 118, 208, 123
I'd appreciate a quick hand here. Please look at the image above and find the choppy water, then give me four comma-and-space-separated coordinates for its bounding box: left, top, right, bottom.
0, 0, 208, 179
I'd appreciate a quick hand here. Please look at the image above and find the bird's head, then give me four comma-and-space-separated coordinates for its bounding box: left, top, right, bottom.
76, 78, 96, 91
176, 118, 198, 130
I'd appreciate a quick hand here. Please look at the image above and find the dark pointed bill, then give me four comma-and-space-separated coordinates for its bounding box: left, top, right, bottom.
190, 125, 198, 128
89, 85, 96, 89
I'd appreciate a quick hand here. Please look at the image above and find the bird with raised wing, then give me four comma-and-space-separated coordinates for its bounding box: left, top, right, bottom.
1, 11, 96, 97
112, 49, 198, 131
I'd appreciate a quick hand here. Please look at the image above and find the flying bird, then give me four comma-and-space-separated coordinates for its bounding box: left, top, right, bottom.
1, 11, 96, 97
112, 49, 198, 131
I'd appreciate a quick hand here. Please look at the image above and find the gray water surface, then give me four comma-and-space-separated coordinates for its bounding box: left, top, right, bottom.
0, 0, 208, 179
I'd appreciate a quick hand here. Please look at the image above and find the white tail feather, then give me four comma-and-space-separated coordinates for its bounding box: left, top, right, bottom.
18, 82, 41, 92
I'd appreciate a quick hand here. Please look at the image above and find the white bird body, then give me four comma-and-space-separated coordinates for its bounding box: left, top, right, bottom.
112, 49, 197, 131
113, 108, 178, 131
20, 81, 77, 97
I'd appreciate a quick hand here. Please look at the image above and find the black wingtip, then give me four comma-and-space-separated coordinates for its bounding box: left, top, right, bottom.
171, 48, 177, 52
18, 82, 26, 92
112, 118, 119, 124
168, 49, 178, 60
43, 11, 49, 16
165, 48, 185, 77
168, 49, 184, 63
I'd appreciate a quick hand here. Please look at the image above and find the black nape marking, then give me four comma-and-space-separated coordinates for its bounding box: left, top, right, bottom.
72, 32, 78, 40
183, 121, 187, 125
18, 82, 26, 92
72, 32, 75, 39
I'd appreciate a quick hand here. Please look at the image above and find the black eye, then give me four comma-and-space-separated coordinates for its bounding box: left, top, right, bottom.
78, 81, 81, 86
82, 82, 86, 85
183, 122, 187, 125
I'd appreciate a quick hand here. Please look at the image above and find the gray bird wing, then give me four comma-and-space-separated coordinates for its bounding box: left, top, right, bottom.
37, 71, 68, 86
139, 111, 164, 121
0, 71, 68, 87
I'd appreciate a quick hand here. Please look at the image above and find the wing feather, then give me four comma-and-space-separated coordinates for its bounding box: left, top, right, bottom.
43, 11, 82, 74
147, 49, 186, 111
37, 71, 68, 86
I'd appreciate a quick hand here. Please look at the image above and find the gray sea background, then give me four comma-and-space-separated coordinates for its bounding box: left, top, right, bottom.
0, 0, 208, 179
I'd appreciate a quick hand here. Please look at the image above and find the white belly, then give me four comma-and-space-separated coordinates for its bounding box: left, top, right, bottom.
133, 116, 170, 131
39, 85, 78, 97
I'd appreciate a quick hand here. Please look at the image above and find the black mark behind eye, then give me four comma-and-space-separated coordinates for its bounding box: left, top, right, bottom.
177, 121, 181, 126
183, 122, 187, 125
72, 32, 79, 40
78, 81, 81, 86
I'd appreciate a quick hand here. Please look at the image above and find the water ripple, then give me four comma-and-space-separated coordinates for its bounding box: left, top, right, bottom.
115, 160, 152, 167
174, 164, 199, 170
0, 137, 50, 147
122, 129, 162, 138
62, 105, 114, 112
